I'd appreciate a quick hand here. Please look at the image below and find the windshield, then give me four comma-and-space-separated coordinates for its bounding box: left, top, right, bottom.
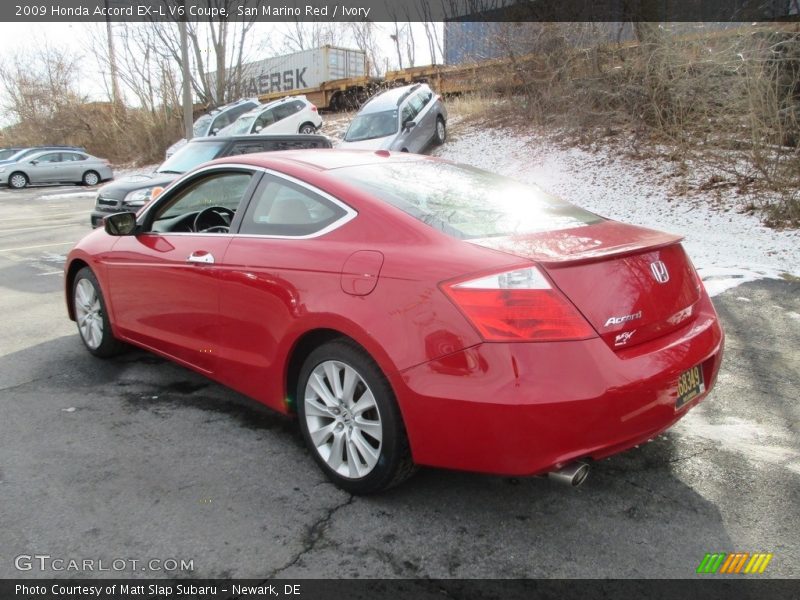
193, 114, 213, 137
334, 161, 603, 239
157, 140, 226, 174
228, 115, 256, 135
344, 110, 398, 142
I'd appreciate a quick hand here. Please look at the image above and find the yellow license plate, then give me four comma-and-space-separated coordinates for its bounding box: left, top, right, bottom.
676, 364, 705, 410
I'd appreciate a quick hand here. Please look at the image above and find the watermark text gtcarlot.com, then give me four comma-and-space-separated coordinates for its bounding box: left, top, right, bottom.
14, 554, 194, 572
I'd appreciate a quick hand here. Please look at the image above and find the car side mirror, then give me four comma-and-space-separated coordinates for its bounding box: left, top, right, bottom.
104, 212, 138, 236
211, 128, 219, 136
30, 160, 38, 165
403, 120, 416, 130
254, 125, 263, 133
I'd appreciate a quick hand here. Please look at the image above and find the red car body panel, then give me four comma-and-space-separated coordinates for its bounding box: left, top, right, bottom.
66, 150, 724, 478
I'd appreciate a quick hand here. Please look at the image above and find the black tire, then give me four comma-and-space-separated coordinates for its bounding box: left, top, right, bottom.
72, 267, 126, 358
434, 117, 446, 145
297, 339, 416, 494
298, 122, 317, 135
82, 170, 101, 186
8, 172, 28, 189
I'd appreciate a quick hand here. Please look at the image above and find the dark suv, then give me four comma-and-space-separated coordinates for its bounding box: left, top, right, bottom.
90, 134, 332, 227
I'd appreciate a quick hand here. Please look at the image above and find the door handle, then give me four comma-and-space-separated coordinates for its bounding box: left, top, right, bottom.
187, 251, 215, 264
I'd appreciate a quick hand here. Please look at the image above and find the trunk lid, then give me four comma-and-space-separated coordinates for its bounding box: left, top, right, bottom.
472, 221, 703, 349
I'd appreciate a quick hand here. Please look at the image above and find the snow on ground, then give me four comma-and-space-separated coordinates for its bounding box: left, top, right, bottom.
434, 123, 800, 295
113, 163, 159, 178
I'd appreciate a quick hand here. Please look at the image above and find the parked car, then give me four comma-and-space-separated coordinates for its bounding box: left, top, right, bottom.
66, 150, 724, 494
165, 97, 260, 158
1, 149, 112, 189
218, 96, 323, 137
339, 83, 447, 153
91, 134, 332, 227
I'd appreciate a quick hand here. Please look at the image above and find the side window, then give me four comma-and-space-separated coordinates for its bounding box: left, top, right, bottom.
418, 89, 433, 106
401, 104, 415, 124
273, 104, 296, 121
36, 153, 61, 163
228, 142, 267, 156
254, 109, 276, 130
211, 111, 233, 132
149, 171, 253, 232
292, 100, 306, 112
408, 93, 426, 115
240, 176, 348, 237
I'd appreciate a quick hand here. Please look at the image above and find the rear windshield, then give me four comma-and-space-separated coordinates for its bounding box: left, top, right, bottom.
157, 140, 226, 174
334, 161, 603, 239
344, 110, 398, 142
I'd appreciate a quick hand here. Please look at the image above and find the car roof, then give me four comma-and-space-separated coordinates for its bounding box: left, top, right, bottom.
25, 149, 90, 159
359, 84, 423, 114
242, 96, 307, 117
203, 97, 259, 117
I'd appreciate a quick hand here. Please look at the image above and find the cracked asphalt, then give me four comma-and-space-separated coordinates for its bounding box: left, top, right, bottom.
0, 185, 798, 580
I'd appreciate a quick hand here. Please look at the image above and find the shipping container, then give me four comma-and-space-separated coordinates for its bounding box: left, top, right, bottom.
235, 46, 368, 97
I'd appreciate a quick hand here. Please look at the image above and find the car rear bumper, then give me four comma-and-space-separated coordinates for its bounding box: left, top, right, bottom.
394, 292, 724, 476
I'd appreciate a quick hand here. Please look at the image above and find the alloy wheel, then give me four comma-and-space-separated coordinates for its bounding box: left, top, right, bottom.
74, 278, 103, 350
9, 174, 26, 189
303, 360, 383, 479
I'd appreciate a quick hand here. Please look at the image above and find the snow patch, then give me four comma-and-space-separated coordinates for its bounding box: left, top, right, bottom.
675, 414, 800, 469
40, 191, 96, 200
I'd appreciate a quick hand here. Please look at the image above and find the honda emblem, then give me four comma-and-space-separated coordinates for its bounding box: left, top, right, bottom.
650, 260, 670, 284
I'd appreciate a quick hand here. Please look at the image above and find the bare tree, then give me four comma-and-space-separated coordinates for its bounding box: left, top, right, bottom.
349, 22, 384, 76
146, 0, 258, 107
0, 44, 86, 142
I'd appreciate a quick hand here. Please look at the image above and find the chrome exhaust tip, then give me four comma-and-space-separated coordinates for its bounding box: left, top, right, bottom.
547, 462, 590, 487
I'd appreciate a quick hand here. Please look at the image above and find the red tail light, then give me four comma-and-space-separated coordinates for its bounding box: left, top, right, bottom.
310, 104, 318, 112
441, 266, 595, 342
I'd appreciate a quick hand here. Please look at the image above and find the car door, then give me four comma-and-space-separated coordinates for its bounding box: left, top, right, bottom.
407, 91, 433, 152
60, 152, 85, 181
28, 152, 63, 183
214, 173, 356, 410
252, 108, 277, 133
269, 103, 297, 134
412, 89, 436, 149
397, 99, 421, 152
103, 167, 260, 373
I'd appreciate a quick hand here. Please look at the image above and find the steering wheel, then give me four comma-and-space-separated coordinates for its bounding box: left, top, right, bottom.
194, 206, 234, 233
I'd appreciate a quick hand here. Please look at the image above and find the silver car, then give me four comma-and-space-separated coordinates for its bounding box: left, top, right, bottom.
339, 83, 447, 153
1, 150, 113, 189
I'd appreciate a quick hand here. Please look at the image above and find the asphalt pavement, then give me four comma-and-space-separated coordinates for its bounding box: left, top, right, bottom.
0, 183, 797, 579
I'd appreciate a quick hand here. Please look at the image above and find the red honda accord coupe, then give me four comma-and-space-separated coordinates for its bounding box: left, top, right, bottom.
66, 150, 724, 493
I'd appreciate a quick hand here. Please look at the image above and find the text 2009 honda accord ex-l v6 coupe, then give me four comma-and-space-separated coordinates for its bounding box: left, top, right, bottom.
65, 150, 724, 494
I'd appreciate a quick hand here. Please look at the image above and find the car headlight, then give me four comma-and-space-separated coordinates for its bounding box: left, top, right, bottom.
123, 187, 155, 208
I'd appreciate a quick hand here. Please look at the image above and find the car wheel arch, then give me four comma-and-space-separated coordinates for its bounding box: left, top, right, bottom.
283, 326, 402, 417
66, 259, 91, 320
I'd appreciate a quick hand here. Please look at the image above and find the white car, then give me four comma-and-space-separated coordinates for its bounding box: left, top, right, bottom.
165, 97, 260, 158
219, 96, 323, 137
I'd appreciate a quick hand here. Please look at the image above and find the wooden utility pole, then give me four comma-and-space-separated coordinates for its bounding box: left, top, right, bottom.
104, 0, 121, 107
179, 3, 193, 139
